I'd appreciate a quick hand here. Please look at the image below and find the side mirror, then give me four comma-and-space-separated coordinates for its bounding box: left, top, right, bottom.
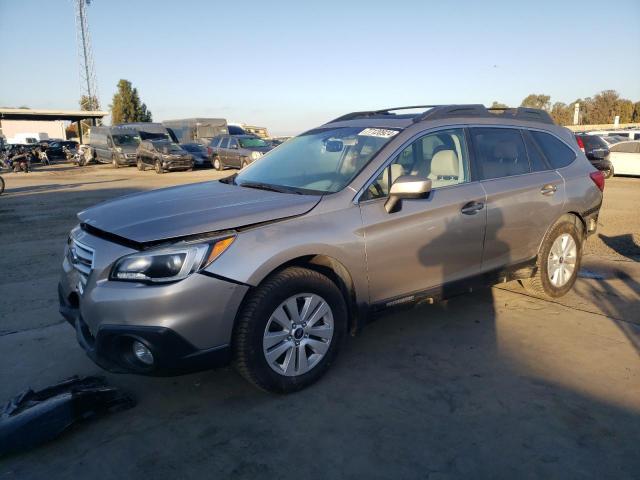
384, 175, 432, 213
230, 144, 238, 150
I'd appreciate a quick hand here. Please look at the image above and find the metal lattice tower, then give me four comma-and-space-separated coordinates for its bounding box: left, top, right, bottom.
74, 0, 100, 110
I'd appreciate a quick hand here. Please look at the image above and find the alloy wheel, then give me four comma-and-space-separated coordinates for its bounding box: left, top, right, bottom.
262, 293, 334, 376
547, 233, 577, 287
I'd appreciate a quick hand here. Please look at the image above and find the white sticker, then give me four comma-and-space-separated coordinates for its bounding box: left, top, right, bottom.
358, 128, 399, 138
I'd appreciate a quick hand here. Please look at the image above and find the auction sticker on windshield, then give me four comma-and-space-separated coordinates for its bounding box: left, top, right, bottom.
358, 128, 399, 138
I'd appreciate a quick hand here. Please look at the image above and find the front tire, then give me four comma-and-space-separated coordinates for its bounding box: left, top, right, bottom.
0, 176, 4, 195
112, 157, 119, 169
212, 156, 222, 171
136, 157, 144, 171
233, 267, 347, 393
523, 217, 582, 300
155, 159, 164, 174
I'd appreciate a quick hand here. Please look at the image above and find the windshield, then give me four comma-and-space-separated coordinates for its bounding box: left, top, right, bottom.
239, 137, 268, 148
112, 134, 140, 147
603, 136, 625, 144
235, 127, 399, 194
160, 142, 185, 154
140, 132, 171, 141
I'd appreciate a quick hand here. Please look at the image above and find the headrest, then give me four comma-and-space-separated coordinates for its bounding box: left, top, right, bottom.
431, 150, 459, 177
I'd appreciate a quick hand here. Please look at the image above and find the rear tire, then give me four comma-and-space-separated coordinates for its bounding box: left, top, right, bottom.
233, 267, 347, 393
241, 159, 249, 169
212, 156, 222, 171
522, 217, 582, 300
604, 166, 614, 179
155, 159, 164, 174
0, 176, 5, 195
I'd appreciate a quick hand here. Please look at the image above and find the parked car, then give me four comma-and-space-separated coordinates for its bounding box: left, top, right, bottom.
89, 126, 140, 167
208, 134, 272, 170
575, 134, 614, 178
608, 141, 640, 176
588, 129, 640, 141
43, 140, 79, 160
600, 135, 627, 146
136, 139, 194, 173
179, 143, 209, 167
59, 104, 603, 393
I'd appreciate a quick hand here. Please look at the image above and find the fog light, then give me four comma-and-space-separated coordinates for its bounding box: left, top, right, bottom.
132, 340, 154, 365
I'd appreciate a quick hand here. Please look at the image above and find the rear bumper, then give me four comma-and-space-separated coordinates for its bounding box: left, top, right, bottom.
59, 284, 232, 375
589, 159, 612, 171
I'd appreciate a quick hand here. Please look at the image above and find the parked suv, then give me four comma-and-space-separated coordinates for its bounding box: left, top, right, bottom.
59, 105, 604, 393
208, 134, 272, 170
575, 134, 613, 178
136, 140, 194, 173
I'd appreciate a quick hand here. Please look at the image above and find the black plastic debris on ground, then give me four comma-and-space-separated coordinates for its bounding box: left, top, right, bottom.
0, 376, 135, 456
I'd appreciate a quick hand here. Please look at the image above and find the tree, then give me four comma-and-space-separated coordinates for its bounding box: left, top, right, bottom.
110, 79, 153, 124
589, 90, 621, 124
520, 94, 551, 111
490, 101, 509, 109
550, 102, 573, 125
80, 94, 100, 111
633, 102, 640, 122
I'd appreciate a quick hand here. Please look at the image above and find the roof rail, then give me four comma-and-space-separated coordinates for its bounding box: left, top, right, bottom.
413, 105, 555, 124
329, 104, 555, 125
329, 105, 439, 123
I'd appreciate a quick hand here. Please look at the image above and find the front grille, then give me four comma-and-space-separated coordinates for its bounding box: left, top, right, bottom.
68, 238, 95, 295
125, 153, 136, 159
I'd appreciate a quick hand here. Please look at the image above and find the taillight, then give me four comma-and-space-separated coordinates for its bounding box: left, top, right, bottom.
589, 170, 605, 192
576, 136, 585, 153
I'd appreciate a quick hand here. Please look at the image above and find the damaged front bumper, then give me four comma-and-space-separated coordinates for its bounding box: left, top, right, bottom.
59, 285, 232, 376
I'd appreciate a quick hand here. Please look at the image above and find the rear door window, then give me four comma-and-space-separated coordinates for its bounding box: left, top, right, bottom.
522, 131, 549, 172
530, 131, 576, 169
470, 128, 530, 179
220, 138, 229, 149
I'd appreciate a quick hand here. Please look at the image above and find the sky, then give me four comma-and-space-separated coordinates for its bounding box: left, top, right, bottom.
1, 0, 639, 136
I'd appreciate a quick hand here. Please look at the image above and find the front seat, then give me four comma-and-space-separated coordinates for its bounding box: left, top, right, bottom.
428, 149, 460, 188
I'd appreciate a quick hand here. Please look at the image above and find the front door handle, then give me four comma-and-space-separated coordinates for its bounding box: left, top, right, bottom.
461, 201, 485, 215
541, 184, 557, 196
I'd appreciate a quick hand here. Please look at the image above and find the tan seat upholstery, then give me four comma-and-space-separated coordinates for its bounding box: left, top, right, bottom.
428, 150, 460, 188
390, 163, 404, 183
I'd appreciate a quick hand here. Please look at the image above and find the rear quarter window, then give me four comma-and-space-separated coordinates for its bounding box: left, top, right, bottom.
530, 131, 576, 169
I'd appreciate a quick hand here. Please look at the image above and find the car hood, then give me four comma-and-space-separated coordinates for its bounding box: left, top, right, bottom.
78, 180, 322, 243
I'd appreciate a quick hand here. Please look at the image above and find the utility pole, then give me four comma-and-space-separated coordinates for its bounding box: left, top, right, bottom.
74, 0, 99, 111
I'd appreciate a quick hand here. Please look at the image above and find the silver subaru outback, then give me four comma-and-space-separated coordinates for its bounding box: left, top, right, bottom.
59, 105, 604, 393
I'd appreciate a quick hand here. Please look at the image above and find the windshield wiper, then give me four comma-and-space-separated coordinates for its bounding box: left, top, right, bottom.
238, 181, 302, 194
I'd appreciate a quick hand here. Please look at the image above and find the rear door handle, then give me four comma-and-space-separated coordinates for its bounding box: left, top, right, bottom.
541, 184, 557, 196
461, 201, 485, 215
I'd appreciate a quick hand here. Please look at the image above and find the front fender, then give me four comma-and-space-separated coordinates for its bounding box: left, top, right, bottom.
206, 205, 369, 306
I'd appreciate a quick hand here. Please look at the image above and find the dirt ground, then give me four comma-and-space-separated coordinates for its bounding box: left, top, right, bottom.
0, 164, 638, 479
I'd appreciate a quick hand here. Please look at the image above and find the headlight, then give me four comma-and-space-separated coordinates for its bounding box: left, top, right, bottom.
115, 147, 122, 152
250, 151, 262, 160
110, 236, 235, 283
